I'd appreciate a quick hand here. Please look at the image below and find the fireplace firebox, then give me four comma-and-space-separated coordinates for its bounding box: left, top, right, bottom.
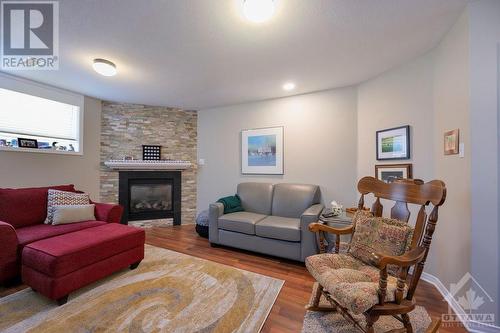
119, 171, 181, 225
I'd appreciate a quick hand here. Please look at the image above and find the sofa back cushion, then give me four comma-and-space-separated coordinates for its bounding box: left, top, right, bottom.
237, 182, 274, 215
0, 184, 76, 228
271, 183, 321, 218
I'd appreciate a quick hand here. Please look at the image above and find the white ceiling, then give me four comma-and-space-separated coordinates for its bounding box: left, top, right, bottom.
3, 0, 467, 110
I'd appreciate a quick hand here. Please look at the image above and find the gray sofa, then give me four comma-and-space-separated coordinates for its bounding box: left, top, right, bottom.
209, 182, 324, 262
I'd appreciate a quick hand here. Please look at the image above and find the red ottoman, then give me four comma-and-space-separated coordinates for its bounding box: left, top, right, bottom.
22, 223, 145, 305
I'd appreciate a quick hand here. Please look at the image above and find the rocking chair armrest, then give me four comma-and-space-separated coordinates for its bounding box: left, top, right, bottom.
371, 246, 427, 269
308, 223, 354, 235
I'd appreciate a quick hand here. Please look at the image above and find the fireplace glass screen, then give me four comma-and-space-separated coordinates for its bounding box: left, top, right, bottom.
129, 184, 172, 213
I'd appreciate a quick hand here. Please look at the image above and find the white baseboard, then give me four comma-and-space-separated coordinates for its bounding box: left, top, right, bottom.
468, 321, 500, 333
421, 272, 500, 333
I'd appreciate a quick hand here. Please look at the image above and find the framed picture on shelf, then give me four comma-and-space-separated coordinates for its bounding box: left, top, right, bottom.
444, 129, 459, 155
241, 126, 283, 175
376, 125, 410, 160
18, 138, 38, 149
375, 163, 412, 183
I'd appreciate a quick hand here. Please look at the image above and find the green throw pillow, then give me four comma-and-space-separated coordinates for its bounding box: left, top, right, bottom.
217, 195, 244, 214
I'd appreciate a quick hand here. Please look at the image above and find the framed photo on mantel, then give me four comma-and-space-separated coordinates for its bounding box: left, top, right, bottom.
241, 126, 284, 175
376, 125, 410, 160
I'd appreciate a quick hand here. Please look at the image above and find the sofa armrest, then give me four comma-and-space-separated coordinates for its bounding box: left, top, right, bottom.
300, 204, 325, 227
0, 221, 18, 266
94, 202, 124, 224
300, 203, 324, 261
209, 202, 224, 244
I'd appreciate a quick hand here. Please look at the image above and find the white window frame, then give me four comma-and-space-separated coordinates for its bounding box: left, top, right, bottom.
0, 72, 84, 156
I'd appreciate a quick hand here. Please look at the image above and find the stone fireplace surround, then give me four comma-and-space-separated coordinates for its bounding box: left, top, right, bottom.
100, 102, 197, 225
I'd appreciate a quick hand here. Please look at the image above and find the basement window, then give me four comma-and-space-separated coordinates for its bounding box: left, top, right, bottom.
0, 87, 82, 154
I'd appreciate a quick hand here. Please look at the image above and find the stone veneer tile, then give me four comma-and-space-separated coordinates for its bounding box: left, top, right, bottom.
100, 101, 197, 224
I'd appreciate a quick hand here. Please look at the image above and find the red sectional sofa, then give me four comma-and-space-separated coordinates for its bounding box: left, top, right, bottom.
0, 184, 145, 304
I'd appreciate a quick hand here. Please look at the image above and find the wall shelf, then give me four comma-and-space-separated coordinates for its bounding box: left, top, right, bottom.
0, 146, 82, 156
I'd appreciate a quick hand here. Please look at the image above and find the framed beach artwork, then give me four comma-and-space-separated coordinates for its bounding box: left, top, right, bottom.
376, 125, 410, 160
241, 126, 284, 175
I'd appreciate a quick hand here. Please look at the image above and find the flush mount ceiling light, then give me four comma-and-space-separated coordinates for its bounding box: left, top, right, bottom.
282, 82, 296, 91
92, 58, 117, 77
243, 0, 275, 23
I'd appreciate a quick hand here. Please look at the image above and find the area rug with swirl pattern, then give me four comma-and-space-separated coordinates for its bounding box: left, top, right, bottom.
0, 245, 284, 333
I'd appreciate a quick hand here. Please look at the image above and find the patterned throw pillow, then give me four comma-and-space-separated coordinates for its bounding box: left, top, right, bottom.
349, 212, 414, 275
351, 209, 373, 228
45, 189, 90, 224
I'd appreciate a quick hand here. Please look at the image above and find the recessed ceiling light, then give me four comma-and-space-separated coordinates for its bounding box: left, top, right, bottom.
243, 0, 275, 23
282, 82, 296, 91
93, 58, 117, 77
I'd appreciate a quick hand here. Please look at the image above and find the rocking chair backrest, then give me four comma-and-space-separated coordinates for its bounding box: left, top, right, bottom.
356, 176, 446, 299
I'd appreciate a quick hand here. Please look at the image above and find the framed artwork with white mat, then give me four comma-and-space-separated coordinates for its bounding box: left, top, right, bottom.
241, 126, 284, 175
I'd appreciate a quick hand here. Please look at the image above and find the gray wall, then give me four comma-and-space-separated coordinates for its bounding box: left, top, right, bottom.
356, 49, 442, 279
198, 19, 474, 291
469, 0, 500, 322
432, 11, 471, 290
357, 51, 435, 185
0, 96, 102, 199
197, 87, 359, 212
357, 10, 471, 290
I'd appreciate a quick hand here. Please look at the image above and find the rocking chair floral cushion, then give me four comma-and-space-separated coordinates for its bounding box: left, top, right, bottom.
349, 213, 414, 275
305, 210, 414, 315
305, 253, 408, 314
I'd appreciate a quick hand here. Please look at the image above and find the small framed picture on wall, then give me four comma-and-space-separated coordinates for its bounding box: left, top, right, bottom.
444, 129, 459, 155
376, 125, 410, 160
241, 126, 284, 175
375, 163, 412, 183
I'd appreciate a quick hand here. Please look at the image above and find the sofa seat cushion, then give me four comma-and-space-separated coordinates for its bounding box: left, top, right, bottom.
255, 216, 301, 242
16, 220, 107, 248
22, 224, 145, 278
218, 212, 267, 235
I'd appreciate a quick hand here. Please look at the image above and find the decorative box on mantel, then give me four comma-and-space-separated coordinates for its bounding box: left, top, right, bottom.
104, 159, 192, 171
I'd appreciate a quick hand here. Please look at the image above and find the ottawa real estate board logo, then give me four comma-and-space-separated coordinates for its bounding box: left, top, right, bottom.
1, 0, 59, 70
443, 272, 495, 329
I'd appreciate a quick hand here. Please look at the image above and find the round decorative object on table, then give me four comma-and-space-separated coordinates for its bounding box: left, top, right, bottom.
195, 210, 209, 238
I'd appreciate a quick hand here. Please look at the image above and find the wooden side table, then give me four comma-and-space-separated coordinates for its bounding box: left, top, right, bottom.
317, 210, 353, 253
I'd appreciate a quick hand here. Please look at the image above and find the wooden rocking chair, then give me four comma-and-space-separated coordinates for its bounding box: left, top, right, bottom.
305, 176, 446, 333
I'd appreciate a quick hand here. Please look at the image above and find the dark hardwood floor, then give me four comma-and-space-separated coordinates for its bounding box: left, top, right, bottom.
1, 224, 467, 332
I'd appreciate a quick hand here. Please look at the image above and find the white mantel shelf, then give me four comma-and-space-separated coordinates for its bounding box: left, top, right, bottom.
104, 160, 191, 170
